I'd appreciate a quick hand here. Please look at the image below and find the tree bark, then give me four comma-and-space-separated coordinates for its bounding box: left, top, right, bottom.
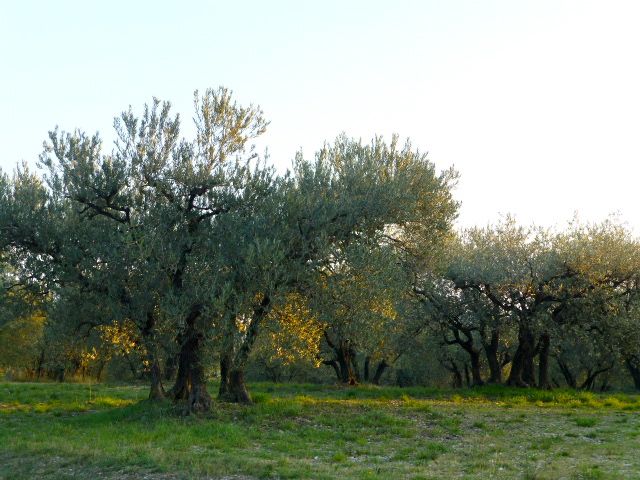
218, 356, 251, 403
537, 332, 551, 389
169, 307, 211, 413
148, 359, 166, 401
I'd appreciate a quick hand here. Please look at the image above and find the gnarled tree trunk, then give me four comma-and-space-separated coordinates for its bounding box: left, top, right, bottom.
218, 294, 272, 404
218, 355, 252, 404
148, 359, 165, 400
507, 325, 536, 387
169, 307, 211, 414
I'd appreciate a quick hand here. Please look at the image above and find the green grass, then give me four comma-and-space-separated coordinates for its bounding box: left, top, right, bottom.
1, 382, 639, 479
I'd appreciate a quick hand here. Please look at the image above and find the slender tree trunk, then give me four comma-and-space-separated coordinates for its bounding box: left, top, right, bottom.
537, 332, 551, 389
579, 365, 613, 391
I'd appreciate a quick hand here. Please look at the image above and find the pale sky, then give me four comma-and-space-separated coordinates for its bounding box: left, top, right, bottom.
2, 1, 639, 231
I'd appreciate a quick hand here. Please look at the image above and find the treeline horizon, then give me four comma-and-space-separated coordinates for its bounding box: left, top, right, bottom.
2, 87, 640, 414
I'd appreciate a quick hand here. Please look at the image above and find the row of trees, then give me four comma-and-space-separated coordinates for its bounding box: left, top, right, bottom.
2, 88, 639, 413
0, 88, 456, 412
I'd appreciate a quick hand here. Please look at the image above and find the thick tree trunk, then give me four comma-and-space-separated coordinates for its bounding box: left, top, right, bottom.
483, 328, 502, 384
218, 356, 251, 403
537, 332, 551, 389
148, 359, 165, 401
229, 369, 252, 403
169, 308, 211, 413
371, 360, 389, 385
507, 325, 535, 387
336, 344, 358, 385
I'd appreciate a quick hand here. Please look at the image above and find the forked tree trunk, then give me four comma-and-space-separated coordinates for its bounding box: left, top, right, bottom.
218, 295, 272, 404
371, 359, 389, 385
218, 356, 252, 403
555, 355, 577, 388
579, 365, 613, 391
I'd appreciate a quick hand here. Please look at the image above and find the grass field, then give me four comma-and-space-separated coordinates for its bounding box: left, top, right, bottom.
1, 382, 639, 479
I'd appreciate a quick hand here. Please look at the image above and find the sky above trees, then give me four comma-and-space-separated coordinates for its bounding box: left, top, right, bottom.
2, 0, 639, 231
